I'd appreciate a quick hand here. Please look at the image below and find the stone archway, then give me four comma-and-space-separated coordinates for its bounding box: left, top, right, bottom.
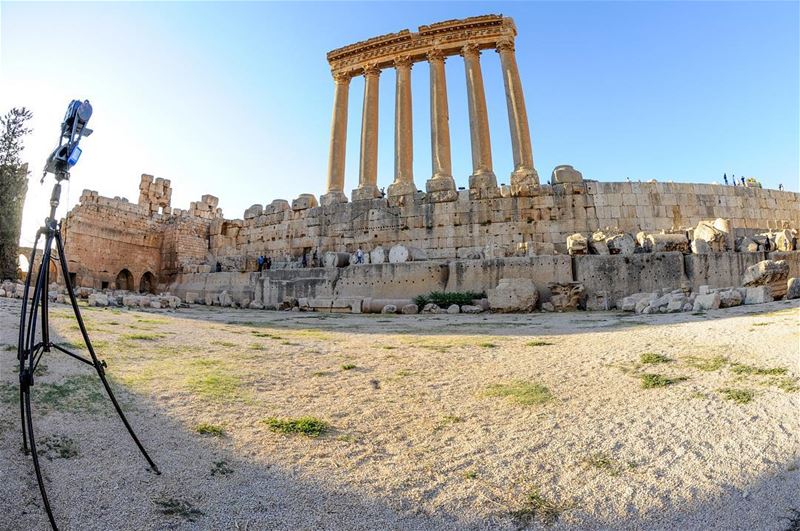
139, 271, 156, 294
115, 269, 134, 291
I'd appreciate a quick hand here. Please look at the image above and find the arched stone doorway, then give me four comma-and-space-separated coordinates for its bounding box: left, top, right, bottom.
115, 269, 134, 291
139, 271, 156, 294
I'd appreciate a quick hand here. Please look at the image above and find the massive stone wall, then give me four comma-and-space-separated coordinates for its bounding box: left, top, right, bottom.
60, 173, 799, 291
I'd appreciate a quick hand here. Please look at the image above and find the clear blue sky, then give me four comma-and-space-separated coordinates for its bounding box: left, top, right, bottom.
2, 1, 798, 246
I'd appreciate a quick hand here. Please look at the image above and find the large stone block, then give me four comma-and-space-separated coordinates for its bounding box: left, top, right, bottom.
487, 278, 539, 313
742, 259, 789, 298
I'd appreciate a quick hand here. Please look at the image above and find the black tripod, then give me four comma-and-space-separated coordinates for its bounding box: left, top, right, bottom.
17, 172, 160, 530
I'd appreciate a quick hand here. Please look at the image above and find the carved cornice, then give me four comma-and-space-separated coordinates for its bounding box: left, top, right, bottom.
327, 14, 517, 77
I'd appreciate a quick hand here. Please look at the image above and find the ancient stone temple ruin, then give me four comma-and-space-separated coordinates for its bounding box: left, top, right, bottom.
56, 15, 800, 313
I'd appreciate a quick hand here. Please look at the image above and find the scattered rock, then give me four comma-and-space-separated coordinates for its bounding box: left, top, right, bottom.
401, 303, 419, 315
786, 278, 800, 300
541, 301, 555, 312
219, 291, 233, 307
460, 304, 483, 314
744, 286, 773, 305
718, 289, 743, 308
566, 233, 588, 255
421, 303, 441, 314
693, 293, 720, 311
381, 304, 398, 314
690, 238, 711, 254
446, 304, 460, 314
606, 233, 636, 255
549, 282, 585, 312
742, 260, 789, 298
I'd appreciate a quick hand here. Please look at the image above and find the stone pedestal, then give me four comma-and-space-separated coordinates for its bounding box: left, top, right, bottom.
351, 185, 381, 201
510, 167, 540, 197
320, 191, 349, 206
387, 180, 417, 199
426, 175, 458, 202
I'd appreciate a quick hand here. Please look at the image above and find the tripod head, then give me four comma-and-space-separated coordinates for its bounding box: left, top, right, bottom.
42, 99, 93, 182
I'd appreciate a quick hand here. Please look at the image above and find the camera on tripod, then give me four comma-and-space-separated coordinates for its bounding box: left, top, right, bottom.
43, 99, 93, 178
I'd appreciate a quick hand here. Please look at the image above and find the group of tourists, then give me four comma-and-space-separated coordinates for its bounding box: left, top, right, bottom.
256, 255, 272, 271
722, 173, 782, 190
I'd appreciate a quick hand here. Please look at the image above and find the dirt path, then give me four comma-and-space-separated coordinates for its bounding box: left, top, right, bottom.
1, 297, 798, 530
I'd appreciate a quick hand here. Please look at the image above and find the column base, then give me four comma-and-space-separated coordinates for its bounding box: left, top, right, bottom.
425, 175, 458, 203
320, 190, 349, 206
509, 167, 540, 197
469, 169, 499, 199
351, 185, 382, 201
387, 180, 417, 198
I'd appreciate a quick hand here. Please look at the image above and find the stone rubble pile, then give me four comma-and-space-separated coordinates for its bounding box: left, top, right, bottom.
0, 281, 182, 309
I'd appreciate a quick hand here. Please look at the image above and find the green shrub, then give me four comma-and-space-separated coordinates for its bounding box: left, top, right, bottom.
485, 381, 552, 406
719, 388, 754, 404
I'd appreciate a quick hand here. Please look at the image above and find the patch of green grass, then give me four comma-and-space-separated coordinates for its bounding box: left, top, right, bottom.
341, 363, 357, 370
136, 317, 167, 324
186, 374, 240, 400
264, 416, 329, 437
526, 340, 553, 347
683, 355, 727, 372
395, 369, 414, 377
153, 495, 203, 521
311, 370, 332, 377
381, 345, 397, 350
434, 415, 464, 431
37, 434, 78, 460
210, 460, 233, 476
280, 340, 299, 346
730, 363, 787, 376
462, 470, 478, 480
640, 373, 688, 389
194, 423, 225, 437
640, 352, 672, 364
485, 381, 552, 406
719, 387, 754, 404
121, 333, 162, 341
510, 489, 566, 527
2, 344, 17, 351
210, 340, 237, 348
773, 377, 800, 393
249, 343, 268, 351
478, 342, 498, 348
751, 322, 770, 326
584, 452, 633, 477
32, 375, 105, 412
251, 331, 280, 339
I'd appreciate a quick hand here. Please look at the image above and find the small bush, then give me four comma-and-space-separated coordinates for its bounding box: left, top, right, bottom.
265, 416, 329, 437
194, 423, 224, 437
485, 381, 552, 406
720, 388, 754, 404
640, 373, 687, 389
479, 342, 498, 348
341, 363, 356, 370
640, 352, 672, 364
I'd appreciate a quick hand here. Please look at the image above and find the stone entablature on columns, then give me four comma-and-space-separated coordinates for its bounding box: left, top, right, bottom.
327, 15, 517, 78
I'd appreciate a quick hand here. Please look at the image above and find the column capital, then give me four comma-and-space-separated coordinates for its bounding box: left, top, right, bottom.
495, 38, 515, 53
332, 71, 352, 84
363, 63, 381, 77
394, 55, 413, 69
460, 42, 481, 59
426, 49, 446, 63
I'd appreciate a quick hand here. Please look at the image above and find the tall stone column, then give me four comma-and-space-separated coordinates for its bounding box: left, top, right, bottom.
425, 49, 458, 203
388, 56, 416, 199
322, 72, 350, 206
497, 39, 539, 196
353, 64, 382, 201
462, 43, 497, 197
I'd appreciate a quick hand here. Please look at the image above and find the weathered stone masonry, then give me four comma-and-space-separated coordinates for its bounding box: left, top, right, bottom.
58, 14, 800, 305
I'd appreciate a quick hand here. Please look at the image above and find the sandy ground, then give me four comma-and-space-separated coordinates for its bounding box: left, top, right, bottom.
0, 296, 798, 530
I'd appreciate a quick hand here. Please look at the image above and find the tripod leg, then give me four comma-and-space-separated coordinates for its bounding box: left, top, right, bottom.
41, 251, 51, 350
23, 386, 59, 530
54, 231, 160, 474
18, 232, 42, 453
